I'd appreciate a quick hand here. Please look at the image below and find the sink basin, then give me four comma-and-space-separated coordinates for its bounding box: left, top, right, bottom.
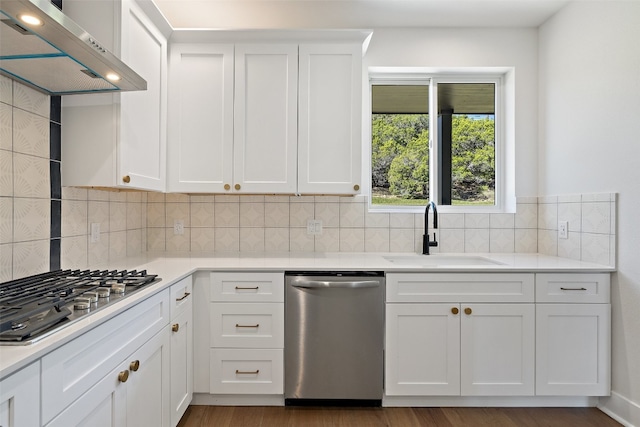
383, 255, 504, 267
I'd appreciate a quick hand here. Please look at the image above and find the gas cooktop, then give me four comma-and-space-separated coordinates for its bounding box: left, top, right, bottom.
0, 269, 160, 345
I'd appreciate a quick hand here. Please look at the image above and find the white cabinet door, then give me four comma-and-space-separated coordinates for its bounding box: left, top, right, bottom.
125, 328, 171, 427
167, 44, 234, 193
460, 304, 535, 396
61, 0, 167, 191
298, 43, 362, 195
119, 0, 167, 191
536, 303, 611, 396
233, 44, 298, 194
170, 276, 193, 427
0, 363, 40, 427
385, 303, 460, 396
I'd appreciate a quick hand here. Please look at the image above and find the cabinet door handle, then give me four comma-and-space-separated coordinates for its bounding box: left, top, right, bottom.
118, 370, 129, 383
176, 292, 191, 302
236, 324, 259, 328
172, 323, 180, 332
234, 183, 241, 190
353, 184, 360, 191
122, 175, 131, 184
235, 286, 259, 290
130, 360, 140, 372
235, 369, 259, 375
560, 287, 587, 291
224, 184, 231, 190
451, 307, 459, 315
464, 307, 472, 315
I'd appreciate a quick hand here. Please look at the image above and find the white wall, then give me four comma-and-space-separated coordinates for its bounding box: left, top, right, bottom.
539, 2, 640, 424
363, 28, 539, 198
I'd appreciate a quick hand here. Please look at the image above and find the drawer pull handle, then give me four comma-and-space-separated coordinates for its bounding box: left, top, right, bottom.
236, 324, 260, 328
236, 369, 259, 375
130, 360, 140, 372
176, 292, 191, 301
172, 323, 180, 332
464, 307, 472, 315
118, 370, 129, 383
451, 307, 459, 315
560, 287, 587, 291
235, 286, 259, 290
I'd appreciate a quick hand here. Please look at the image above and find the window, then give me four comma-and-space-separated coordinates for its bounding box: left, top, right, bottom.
370, 72, 502, 211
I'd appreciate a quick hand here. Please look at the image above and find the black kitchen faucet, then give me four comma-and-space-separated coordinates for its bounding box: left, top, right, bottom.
422, 201, 438, 255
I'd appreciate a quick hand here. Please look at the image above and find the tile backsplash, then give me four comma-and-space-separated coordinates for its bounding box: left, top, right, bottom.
0, 76, 617, 281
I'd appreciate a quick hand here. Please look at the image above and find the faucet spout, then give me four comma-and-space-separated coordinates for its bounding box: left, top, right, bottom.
422, 201, 438, 255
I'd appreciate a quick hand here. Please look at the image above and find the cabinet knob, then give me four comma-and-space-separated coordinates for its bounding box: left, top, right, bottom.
464, 307, 472, 315
118, 370, 129, 383
224, 184, 231, 191
353, 184, 360, 191
172, 323, 180, 332
451, 307, 459, 315
130, 360, 140, 372
235, 183, 241, 191
122, 175, 131, 184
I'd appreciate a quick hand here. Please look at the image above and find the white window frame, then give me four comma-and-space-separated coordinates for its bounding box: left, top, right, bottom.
367, 68, 508, 214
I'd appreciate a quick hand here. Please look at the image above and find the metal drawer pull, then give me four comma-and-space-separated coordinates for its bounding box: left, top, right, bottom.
172, 323, 180, 332
464, 307, 472, 315
236, 369, 260, 375
236, 324, 260, 328
451, 307, 459, 315
130, 360, 140, 372
560, 287, 587, 291
118, 370, 129, 383
176, 292, 191, 302
235, 286, 259, 290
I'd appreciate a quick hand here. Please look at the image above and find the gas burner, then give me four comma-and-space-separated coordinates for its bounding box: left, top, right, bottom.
0, 269, 160, 344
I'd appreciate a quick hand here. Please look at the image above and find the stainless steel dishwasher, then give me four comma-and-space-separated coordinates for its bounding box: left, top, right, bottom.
284, 271, 384, 406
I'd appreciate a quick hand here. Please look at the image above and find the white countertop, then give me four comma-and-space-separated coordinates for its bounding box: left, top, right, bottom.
0, 252, 614, 379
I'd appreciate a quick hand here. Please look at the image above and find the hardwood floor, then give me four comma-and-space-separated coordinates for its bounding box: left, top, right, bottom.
177, 405, 621, 427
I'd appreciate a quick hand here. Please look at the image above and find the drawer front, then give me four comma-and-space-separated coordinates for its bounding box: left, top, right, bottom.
211, 303, 284, 348
210, 349, 283, 394
170, 275, 193, 319
41, 289, 170, 424
211, 272, 284, 302
386, 273, 535, 303
536, 273, 610, 303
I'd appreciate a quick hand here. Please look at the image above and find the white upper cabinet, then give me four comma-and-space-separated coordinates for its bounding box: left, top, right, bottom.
62, 0, 168, 191
167, 32, 369, 195
168, 43, 297, 194
167, 44, 234, 193
298, 43, 363, 194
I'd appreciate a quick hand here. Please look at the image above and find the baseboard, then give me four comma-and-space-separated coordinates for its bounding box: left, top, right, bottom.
599, 392, 640, 427
382, 395, 598, 407
192, 393, 284, 406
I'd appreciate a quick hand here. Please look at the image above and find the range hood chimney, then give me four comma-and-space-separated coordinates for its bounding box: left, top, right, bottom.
0, 0, 146, 95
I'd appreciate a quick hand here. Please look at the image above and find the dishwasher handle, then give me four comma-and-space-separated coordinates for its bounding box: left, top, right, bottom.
291, 279, 381, 289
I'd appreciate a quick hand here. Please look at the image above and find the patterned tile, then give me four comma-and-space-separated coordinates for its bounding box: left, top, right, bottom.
0, 103, 12, 150
289, 228, 314, 252
464, 228, 490, 253
582, 202, 610, 235
438, 213, 465, 229
13, 198, 49, 242
191, 227, 215, 251
389, 228, 414, 252
515, 229, 537, 253
265, 202, 289, 227
127, 202, 143, 229
13, 239, 49, 279
126, 229, 143, 255
289, 202, 314, 227
109, 202, 127, 232
515, 203, 537, 229
314, 228, 339, 252
108, 231, 127, 261
489, 213, 515, 229
537, 203, 557, 231
489, 228, 515, 253
239, 228, 265, 252
88, 201, 110, 233
558, 232, 581, 260
214, 202, 239, 227
88, 233, 110, 267
315, 202, 340, 227
339, 228, 365, 252
339, 203, 365, 227
166, 228, 191, 251
365, 211, 390, 229
13, 83, 49, 118
465, 213, 490, 229
389, 213, 414, 229
13, 108, 49, 158
13, 153, 49, 198
365, 228, 390, 252
0, 76, 12, 105
0, 149, 12, 197
61, 235, 88, 269
61, 199, 87, 237
214, 227, 239, 252
0, 197, 12, 244
147, 202, 165, 227
265, 228, 290, 252
191, 202, 215, 228
147, 228, 166, 251
581, 233, 610, 264
62, 186, 88, 201
537, 229, 558, 256
0, 243, 11, 282
240, 202, 265, 227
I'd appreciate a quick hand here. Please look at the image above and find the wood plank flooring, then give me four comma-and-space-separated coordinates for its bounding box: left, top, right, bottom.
177, 405, 621, 427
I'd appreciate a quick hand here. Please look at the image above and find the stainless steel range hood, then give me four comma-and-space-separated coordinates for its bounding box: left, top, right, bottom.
0, 0, 146, 95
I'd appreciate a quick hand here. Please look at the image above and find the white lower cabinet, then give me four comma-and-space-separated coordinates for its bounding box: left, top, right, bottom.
385, 302, 534, 396
207, 272, 285, 395
0, 362, 40, 427
169, 277, 194, 427
42, 289, 171, 427
385, 273, 536, 397
535, 273, 611, 396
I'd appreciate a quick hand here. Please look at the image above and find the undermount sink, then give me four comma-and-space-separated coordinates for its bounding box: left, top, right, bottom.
383, 254, 505, 267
